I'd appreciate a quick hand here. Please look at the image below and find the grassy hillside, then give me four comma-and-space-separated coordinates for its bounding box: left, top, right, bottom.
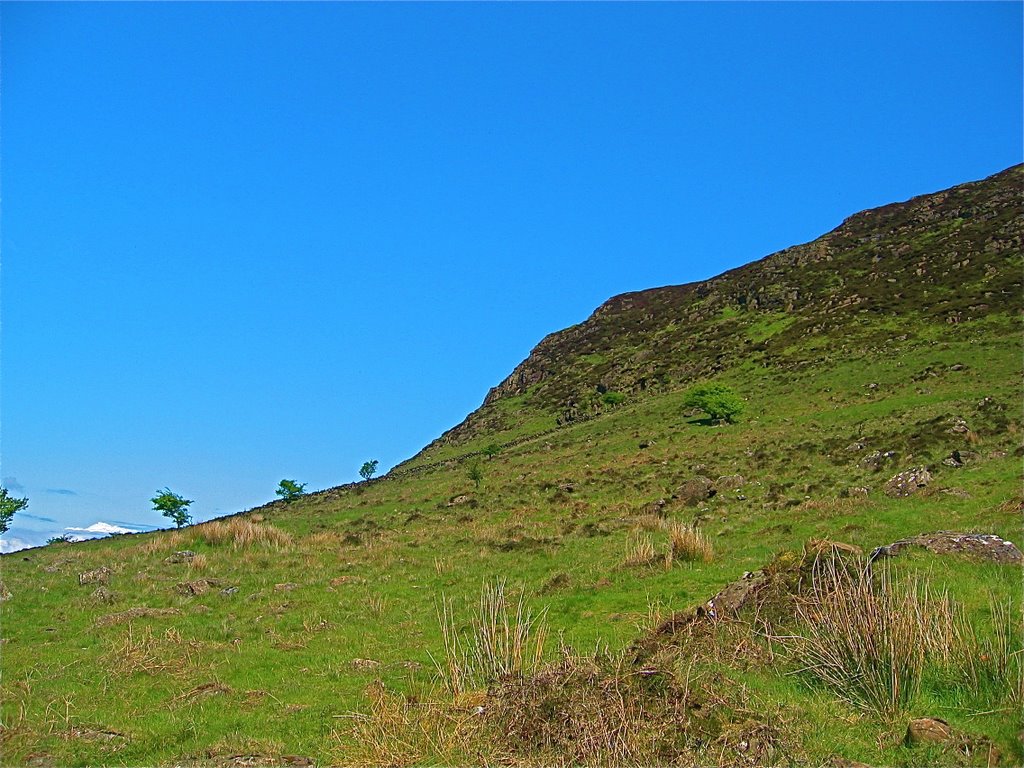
1, 166, 1021, 767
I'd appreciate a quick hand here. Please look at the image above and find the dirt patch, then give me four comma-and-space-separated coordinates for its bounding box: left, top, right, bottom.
175, 579, 224, 596
174, 682, 233, 704
94, 607, 182, 627
869, 531, 1023, 565
63, 726, 127, 742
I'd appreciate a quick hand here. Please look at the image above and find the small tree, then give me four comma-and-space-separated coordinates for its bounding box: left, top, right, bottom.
359, 460, 379, 481
602, 391, 626, 406
151, 487, 193, 528
683, 384, 745, 424
275, 479, 307, 502
467, 462, 483, 490
0, 487, 28, 535
482, 443, 502, 460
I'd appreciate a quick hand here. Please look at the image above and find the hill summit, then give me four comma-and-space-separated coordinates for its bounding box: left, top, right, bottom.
407, 163, 1020, 465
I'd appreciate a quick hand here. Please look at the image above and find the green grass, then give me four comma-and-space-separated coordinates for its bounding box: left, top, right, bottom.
1, 311, 1019, 766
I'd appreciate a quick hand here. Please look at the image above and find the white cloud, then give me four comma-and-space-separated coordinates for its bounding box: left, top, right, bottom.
0, 537, 34, 554
65, 522, 141, 536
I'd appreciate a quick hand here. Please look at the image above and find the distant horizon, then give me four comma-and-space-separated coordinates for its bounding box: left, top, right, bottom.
3, 2, 1021, 552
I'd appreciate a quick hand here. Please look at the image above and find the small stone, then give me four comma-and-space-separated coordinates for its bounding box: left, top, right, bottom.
274, 582, 298, 592
905, 717, 952, 746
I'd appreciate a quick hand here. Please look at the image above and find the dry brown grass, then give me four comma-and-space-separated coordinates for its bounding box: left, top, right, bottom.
305, 530, 346, 549
339, 682, 484, 767
186, 553, 208, 572
665, 521, 714, 563
621, 533, 658, 568
101, 624, 196, 679
193, 517, 292, 550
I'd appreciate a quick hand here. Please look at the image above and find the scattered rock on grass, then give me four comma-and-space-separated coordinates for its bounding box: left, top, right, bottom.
860, 450, 896, 470
675, 476, 715, 506
78, 567, 111, 586
0, 581, 11, 601
164, 551, 197, 564
716, 474, 745, 490
942, 449, 981, 468
175, 579, 223, 596
884, 467, 932, 497
91, 587, 116, 604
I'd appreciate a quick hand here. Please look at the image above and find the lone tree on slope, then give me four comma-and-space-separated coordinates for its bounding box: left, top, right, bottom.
276, 479, 307, 502
359, 460, 379, 481
682, 383, 745, 424
151, 488, 194, 528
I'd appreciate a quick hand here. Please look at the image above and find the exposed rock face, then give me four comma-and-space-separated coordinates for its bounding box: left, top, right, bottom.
870, 532, 1023, 565
884, 467, 932, 497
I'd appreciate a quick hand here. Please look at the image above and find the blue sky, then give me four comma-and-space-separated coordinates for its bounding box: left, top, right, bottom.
2, 2, 1021, 551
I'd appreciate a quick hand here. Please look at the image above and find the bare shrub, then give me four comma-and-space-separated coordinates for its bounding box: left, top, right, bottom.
790, 560, 948, 715
193, 517, 292, 550
435, 580, 548, 696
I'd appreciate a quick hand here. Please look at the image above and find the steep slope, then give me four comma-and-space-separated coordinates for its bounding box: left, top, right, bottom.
0, 166, 1021, 768
407, 164, 1021, 464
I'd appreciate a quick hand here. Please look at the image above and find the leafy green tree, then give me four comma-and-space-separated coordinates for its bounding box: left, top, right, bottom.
275, 479, 307, 502
467, 462, 483, 490
359, 460, 379, 481
0, 487, 28, 535
151, 488, 193, 528
683, 384, 745, 423
482, 443, 502, 460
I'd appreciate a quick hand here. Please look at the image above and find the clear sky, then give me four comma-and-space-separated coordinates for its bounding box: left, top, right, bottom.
2, 2, 1021, 551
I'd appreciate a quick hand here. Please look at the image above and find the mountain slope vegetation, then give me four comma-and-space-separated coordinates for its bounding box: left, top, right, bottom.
1, 165, 1021, 767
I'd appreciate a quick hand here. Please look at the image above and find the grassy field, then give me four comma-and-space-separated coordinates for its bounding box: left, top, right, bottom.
1, 308, 1020, 766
